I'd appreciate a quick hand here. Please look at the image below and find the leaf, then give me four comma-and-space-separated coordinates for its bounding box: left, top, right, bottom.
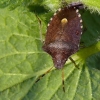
0, 0, 100, 100
0, 3, 50, 93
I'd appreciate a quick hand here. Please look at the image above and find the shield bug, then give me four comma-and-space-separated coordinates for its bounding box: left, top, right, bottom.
36, 2, 83, 92
43, 3, 83, 69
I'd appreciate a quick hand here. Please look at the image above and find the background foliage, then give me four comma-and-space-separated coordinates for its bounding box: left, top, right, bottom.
0, 0, 100, 100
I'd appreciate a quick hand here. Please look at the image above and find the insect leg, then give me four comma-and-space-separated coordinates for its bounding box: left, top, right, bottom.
35, 67, 53, 83
69, 57, 79, 69
62, 68, 65, 92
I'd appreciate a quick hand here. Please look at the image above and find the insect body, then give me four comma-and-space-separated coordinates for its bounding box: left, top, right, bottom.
43, 3, 83, 69
36, 3, 83, 92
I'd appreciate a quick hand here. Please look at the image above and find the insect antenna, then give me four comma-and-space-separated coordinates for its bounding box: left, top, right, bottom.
69, 57, 79, 69
35, 14, 43, 42
35, 67, 53, 83
62, 68, 65, 92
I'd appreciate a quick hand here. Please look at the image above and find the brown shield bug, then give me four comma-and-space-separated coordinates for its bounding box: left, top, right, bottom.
36, 2, 83, 92
43, 3, 83, 69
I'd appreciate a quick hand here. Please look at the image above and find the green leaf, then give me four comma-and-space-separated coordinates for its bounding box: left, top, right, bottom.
0, 0, 100, 100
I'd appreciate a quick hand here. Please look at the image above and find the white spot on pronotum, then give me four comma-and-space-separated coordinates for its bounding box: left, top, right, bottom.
81, 26, 83, 28
58, 8, 61, 11
74, 7, 76, 9
78, 44, 80, 47
80, 19, 82, 23
48, 23, 50, 26
50, 18, 53, 21
81, 32, 82, 34
54, 13, 56, 16
78, 14, 81, 17
76, 9, 79, 13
